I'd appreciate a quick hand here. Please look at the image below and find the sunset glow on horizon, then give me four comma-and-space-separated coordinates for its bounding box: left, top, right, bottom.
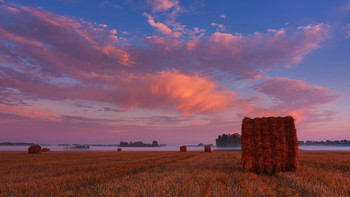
1, 0, 349, 145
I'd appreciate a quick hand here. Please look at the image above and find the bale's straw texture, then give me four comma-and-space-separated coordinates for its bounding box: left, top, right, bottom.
180, 146, 187, 152
204, 146, 211, 152
117, 148, 122, 152
241, 116, 298, 173
241, 118, 253, 171
28, 145, 42, 154
41, 148, 50, 152
284, 117, 299, 171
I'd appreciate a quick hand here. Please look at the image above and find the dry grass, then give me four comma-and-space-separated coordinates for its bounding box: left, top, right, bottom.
1, 151, 350, 196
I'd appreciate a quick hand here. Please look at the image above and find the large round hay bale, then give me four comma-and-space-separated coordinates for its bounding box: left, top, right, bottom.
28, 145, 42, 154
117, 148, 122, 152
241, 116, 299, 174
204, 146, 211, 152
180, 146, 187, 152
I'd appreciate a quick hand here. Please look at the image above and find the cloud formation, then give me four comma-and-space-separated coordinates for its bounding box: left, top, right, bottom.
0, 3, 335, 120
219, 14, 226, 19
210, 23, 226, 31
249, 77, 338, 123
115, 71, 239, 114
0, 104, 59, 121
253, 77, 337, 106
147, 0, 178, 12
143, 13, 182, 37
134, 23, 330, 80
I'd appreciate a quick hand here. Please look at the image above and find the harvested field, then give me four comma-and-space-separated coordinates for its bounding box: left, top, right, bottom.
1, 151, 350, 196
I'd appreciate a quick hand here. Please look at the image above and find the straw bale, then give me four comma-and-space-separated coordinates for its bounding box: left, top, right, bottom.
180, 146, 187, 152
204, 146, 211, 152
241, 116, 298, 173
28, 145, 41, 154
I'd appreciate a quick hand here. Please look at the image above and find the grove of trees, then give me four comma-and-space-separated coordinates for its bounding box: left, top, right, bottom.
119, 141, 159, 147
298, 140, 350, 146
216, 133, 241, 147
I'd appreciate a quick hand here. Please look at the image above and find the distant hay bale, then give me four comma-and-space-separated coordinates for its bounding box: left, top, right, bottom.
204, 146, 211, 152
241, 116, 299, 173
117, 148, 122, 152
41, 148, 50, 152
28, 145, 42, 154
180, 146, 187, 152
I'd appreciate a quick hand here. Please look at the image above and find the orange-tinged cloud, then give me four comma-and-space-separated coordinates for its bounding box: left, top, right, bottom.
0, 104, 59, 121
116, 71, 238, 114
147, 0, 178, 12
144, 13, 181, 37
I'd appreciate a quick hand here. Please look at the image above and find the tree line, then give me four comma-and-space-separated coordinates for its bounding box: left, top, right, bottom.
216, 134, 350, 147
298, 140, 350, 146
119, 141, 159, 147
216, 133, 241, 147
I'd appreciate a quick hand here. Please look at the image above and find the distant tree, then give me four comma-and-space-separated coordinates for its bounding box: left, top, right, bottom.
119, 140, 161, 147
152, 141, 158, 147
216, 133, 241, 147
119, 141, 128, 147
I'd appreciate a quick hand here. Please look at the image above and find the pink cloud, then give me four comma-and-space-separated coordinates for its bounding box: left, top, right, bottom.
114, 71, 238, 114
147, 0, 178, 12
346, 24, 350, 38
0, 4, 133, 77
247, 77, 338, 124
134, 24, 330, 80
219, 14, 226, 19
253, 77, 337, 106
0, 104, 59, 121
210, 23, 226, 31
143, 13, 182, 37
0, 66, 239, 114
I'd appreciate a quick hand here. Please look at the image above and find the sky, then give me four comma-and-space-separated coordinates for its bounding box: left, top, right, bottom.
0, 0, 349, 145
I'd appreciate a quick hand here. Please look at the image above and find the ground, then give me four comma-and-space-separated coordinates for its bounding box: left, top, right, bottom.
1, 151, 350, 196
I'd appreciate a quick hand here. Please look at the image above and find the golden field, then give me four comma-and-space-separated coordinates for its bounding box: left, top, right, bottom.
1, 151, 350, 197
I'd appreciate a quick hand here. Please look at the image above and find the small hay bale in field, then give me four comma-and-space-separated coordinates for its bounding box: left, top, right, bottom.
241, 116, 298, 173
180, 146, 187, 152
204, 146, 211, 152
117, 148, 122, 152
41, 148, 50, 152
28, 145, 42, 154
